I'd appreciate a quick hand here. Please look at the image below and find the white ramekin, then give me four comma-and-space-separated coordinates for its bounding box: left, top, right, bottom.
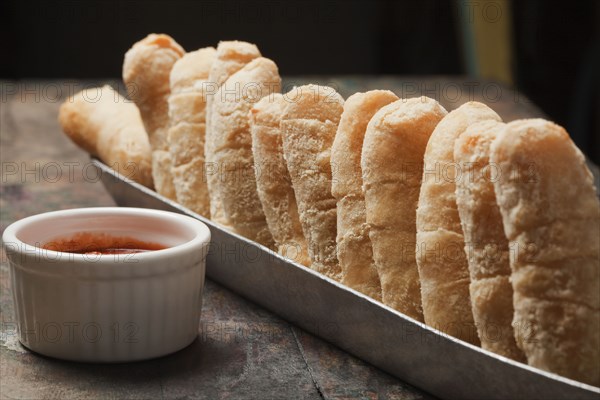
2, 207, 211, 362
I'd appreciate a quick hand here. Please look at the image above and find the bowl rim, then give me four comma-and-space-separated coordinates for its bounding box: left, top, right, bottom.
2, 207, 211, 265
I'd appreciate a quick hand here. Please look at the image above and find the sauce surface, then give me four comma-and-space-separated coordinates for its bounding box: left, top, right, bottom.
43, 232, 166, 255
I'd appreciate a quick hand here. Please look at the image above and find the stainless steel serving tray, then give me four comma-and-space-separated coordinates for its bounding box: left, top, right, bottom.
92, 159, 600, 400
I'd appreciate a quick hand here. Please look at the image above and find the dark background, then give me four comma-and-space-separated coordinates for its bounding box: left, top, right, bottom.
2, 0, 598, 162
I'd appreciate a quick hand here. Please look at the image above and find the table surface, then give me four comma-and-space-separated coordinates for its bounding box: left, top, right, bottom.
0, 77, 562, 400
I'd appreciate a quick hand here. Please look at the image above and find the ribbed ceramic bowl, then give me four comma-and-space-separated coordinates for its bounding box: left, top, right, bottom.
2, 207, 211, 362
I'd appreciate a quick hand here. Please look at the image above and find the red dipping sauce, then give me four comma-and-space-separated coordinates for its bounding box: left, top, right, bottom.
43, 232, 166, 255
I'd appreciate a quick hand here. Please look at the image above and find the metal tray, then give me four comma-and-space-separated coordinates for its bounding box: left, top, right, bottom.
92, 159, 599, 400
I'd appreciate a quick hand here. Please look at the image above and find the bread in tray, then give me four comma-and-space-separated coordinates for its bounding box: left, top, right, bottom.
331, 90, 399, 301
361, 95, 447, 317
281, 84, 344, 281
205, 41, 261, 228
416, 101, 501, 345
123, 33, 185, 200
454, 119, 526, 362
168, 47, 216, 217
250, 94, 310, 265
57, 33, 600, 387
491, 119, 600, 386
58, 85, 153, 188
210, 57, 280, 247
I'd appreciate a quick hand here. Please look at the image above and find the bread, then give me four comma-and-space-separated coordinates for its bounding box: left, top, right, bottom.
167, 47, 216, 217
416, 101, 500, 344
490, 119, 600, 386
250, 94, 309, 264
205, 41, 261, 226
123, 33, 184, 199
281, 84, 344, 281
363, 96, 447, 318
210, 57, 279, 247
331, 90, 399, 300
454, 120, 525, 361
58, 85, 152, 188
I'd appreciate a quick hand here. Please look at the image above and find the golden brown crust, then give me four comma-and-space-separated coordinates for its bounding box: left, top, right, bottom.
205, 41, 261, 226
168, 92, 207, 126
167, 47, 216, 217
169, 47, 216, 95
454, 119, 525, 361
150, 151, 176, 197
211, 57, 280, 247
58, 85, 153, 187
490, 118, 600, 386
250, 94, 310, 264
332, 90, 399, 300
416, 101, 501, 344
123, 33, 184, 199
208, 41, 261, 87
362, 97, 447, 319
281, 84, 344, 281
